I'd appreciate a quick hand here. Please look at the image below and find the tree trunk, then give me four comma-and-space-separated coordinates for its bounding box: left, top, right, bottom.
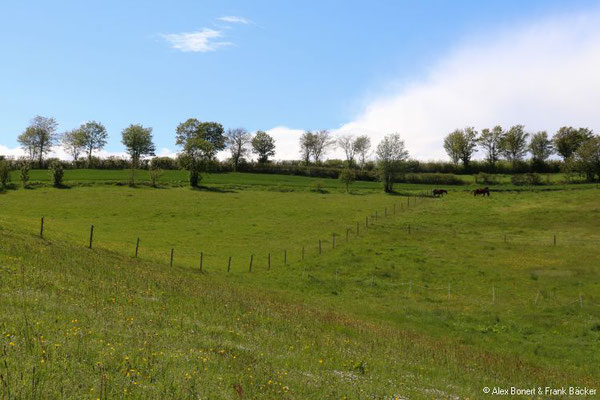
38, 142, 44, 168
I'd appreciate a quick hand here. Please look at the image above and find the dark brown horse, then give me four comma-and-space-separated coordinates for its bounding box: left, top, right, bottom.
473, 187, 490, 197
432, 189, 448, 197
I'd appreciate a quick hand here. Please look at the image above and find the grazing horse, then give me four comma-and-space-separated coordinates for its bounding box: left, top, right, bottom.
473, 187, 490, 197
432, 189, 448, 197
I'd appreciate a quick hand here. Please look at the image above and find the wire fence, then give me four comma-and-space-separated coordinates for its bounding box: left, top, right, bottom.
7, 192, 600, 311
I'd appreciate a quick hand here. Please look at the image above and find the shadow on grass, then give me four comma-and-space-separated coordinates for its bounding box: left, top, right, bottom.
191, 185, 237, 193
54, 184, 72, 189
347, 190, 370, 196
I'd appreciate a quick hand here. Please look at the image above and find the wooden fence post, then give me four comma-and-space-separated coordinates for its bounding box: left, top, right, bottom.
249, 255, 253, 272
356, 221, 360, 236
89, 225, 94, 249
301, 247, 304, 261
227, 256, 231, 273
553, 234, 556, 246
332, 233, 335, 249
200, 252, 203, 272
170, 248, 174, 267
284, 249, 287, 265
135, 238, 140, 258
40, 217, 44, 238
319, 240, 322, 254
268, 253, 271, 269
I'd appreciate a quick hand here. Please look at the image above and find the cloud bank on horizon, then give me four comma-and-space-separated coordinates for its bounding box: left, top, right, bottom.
266, 8, 600, 161
3, 8, 600, 163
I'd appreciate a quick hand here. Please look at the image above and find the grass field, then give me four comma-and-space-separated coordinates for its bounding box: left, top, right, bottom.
6, 168, 596, 190
1, 171, 599, 398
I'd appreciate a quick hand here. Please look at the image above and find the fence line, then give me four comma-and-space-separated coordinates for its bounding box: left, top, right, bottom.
16, 193, 599, 312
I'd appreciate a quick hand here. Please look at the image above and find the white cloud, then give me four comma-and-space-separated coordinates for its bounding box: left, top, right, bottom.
265, 126, 306, 160
0, 145, 130, 161
157, 148, 178, 158
218, 16, 251, 24
330, 9, 600, 161
214, 126, 305, 162
161, 28, 232, 52
0, 145, 25, 158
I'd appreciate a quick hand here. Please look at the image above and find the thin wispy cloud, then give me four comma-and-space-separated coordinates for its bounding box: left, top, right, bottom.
161, 28, 232, 52
218, 15, 252, 24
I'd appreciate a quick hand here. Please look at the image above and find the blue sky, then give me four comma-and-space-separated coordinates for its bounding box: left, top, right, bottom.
1, 0, 600, 160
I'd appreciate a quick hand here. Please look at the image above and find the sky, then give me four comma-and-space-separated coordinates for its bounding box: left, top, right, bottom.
1, 0, 600, 161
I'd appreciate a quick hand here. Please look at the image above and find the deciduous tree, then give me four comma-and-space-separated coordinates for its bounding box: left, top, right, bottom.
175, 119, 225, 186
478, 125, 504, 168
80, 121, 108, 166
175, 119, 226, 157
122, 124, 155, 186
552, 126, 594, 160
376, 133, 409, 193
61, 128, 86, 161
499, 125, 529, 165
121, 124, 156, 166
353, 135, 371, 169
337, 135, 356, 167
529, 131, 553, 165
226, 128, 251, 171
443, 127, 478, 168
311, 130, 335, 163
571, 136, 600, 182
17, 115, 58, 167
299, 131, 315, 164
251, 130, 276, 163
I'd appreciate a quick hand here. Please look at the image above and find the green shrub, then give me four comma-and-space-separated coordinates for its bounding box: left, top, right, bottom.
511, 173, 542, 186
150, 157, 178, 170
338, 169, 356, 192
310, 180, 326, 193
49, 161, 64, 187
475, 172, 499, 185
149, 167, 164, 187
526, 173, 542, 185
396, 173, 465, 185
20, 163, 30, 188
0, 160, 10, 188
189, 169, 201, 187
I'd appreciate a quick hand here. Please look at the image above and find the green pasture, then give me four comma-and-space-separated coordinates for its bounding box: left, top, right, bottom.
0, 172, 599, 398
6, 168, 595, 191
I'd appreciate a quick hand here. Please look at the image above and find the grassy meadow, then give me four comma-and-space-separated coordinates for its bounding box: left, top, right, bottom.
0, 170, 599, 398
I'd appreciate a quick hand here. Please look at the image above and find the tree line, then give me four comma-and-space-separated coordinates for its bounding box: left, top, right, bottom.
4, 115, 600, 191
12, 115, 278, 186
442, 125, 599, 180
